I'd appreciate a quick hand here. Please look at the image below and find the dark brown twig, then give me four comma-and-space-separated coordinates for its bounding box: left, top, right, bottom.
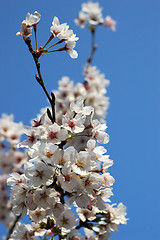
6, 214, 21, 240
87, 26, 97, 65
24, 38, 56, 123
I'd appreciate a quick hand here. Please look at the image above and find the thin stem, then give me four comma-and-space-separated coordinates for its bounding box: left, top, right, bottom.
7, 214, 21, 240
87, 27, 97, 65
46, 39, 65, 50
34, 25, 38, 50
47, 47, 65, 53
24, 38, 56, 123
43, 34, 54, 48
47, 50, 59, 53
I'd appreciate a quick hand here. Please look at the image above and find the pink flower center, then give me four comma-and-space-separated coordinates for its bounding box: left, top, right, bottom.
68, 120, 75, 128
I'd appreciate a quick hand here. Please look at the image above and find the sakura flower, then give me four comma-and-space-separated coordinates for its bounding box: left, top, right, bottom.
11, 222, 34, 240
51, 202, 64, 218
82, 2, 104, 25
16, 21, 32, 38
70, 99, 93, 116
29, 208, 46, 223
69, 184, 91, 208
82, 173, 100, 195
54, 146, 76, 167
50, 16, 79, 43
46, 123, 68, 144
31, 113, 45, 127
33, 186, 58, 209
103, 16, 117, 31
100, 155, 113, 169
24, 160, 54, 187
26, 191, 37, 211
18, 126, 44, 148
7, 172, 27, 188
64, 31, 79, 43
106, 203, 128, 230
76, 206, 98, 222
10, 185, 28, 217
50, 16, 69, 38
62, 113, 85, 133
0, 113, 23, 144
24, 11, 41, 26
100, 172, 115, 187
72, 151, 94, 175
65, 41, 78, 59
94, 188, 113, 210
58, 162, 78, 192
91, 119, 109, 144
66, 229, 85, 240
84, 228, 96, 240
75, 11, 88, 28
56, 208, 78, 230
86, 139, 107, 160
28, 141, 59, 164
98, 230, 110, 240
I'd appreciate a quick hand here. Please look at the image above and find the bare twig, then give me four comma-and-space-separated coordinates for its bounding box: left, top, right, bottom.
24, 38, 56, 123
87, 26, 97, 65
6, 214, 21, 240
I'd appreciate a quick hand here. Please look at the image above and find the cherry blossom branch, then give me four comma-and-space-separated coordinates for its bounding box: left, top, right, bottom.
6, 214, 21, 240
24, 38, 56, 124
87, 26, 97, 65
33, 25, 38, 50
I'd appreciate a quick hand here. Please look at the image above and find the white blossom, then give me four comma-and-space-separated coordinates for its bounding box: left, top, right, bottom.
11, 223, 33, 240
75, 11, 88, 28
62, 113, 85, 133
103, 16, 117, 31
24, 160, 54, 187
56, 208, 78, 230
24, 11, 41, 26
65, 41, 78, 59
16, 21, 32, 38
82, 2, 104, 25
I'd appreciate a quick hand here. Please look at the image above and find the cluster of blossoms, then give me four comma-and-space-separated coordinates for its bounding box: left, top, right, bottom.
16, 11, 41, 38
1, 2, 128, 240
8, 99, 127, 239
0, 114, 28, 229
17, 11, 78, 58
75, 1, 116, 31
38, 64, 110, 132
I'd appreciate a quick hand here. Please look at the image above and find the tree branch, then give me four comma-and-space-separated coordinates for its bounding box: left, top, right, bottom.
87, 26, 97, 65
24, 38, 56, 124
6, 214, 21, 240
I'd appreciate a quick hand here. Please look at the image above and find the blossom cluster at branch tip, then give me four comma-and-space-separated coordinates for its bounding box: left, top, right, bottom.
50, 16, 79, 58
75, 1, 117, 31
16, 11, 41, 38
16, 12, 79, 59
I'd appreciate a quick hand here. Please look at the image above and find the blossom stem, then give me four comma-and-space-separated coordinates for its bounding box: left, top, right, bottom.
6, 214, 21, 240
87, 26, 97, 64
47, 47, 65, 53
34, 25, 38, 50
43, 34, 54, 48
46, 39, 65, 50
24, 38, 56, 123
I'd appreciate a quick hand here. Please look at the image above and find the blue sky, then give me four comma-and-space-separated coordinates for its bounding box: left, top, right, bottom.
0, 0, 160, 239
